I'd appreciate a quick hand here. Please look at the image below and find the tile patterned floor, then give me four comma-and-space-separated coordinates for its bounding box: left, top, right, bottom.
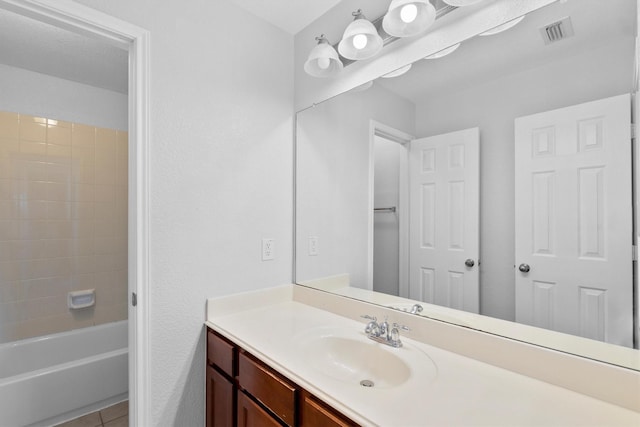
55, 401, 128, 427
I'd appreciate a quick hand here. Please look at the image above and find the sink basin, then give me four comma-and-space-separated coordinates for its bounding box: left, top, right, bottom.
296, 328, 437, 389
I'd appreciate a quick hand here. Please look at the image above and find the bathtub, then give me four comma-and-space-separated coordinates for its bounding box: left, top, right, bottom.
0, 320, 128, 427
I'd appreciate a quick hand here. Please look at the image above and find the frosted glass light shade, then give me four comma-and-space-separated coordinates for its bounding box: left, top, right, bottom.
338, 13, 383, 60
424, 42, 461, 59
442, 0, 484, 6
382, 0, 436, 37
304, 37, 343, 78
381, 64, 412, 78
479, 16, 525, 36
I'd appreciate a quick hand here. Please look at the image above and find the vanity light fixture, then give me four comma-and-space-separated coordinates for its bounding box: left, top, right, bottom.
424, 42, 461, 59
478, 15, 525, 36
442, 0, 484, 6
381, 63, 412, 78
338, 9, 383, 61
304, 35, 344, 78
382, 0, 436, 38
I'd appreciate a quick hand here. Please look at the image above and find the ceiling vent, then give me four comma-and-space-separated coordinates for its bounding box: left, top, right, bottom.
539, 16, 575, 45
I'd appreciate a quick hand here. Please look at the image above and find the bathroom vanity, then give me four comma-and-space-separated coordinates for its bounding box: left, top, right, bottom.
205, 285, 640, 426
206, 328, 357, 426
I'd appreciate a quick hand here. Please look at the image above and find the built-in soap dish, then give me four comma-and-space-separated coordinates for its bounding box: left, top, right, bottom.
68, 289, 96, 309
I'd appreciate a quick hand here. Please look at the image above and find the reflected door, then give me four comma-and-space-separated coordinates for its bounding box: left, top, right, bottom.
409, 128, 480, 313
514, 94, 633, 347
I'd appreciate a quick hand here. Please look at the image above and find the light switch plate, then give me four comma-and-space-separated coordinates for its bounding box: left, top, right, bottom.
262, 238, 275, 261
308, 236, 319, 256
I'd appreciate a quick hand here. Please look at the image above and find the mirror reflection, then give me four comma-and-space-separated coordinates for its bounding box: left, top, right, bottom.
296, 0, 638, 360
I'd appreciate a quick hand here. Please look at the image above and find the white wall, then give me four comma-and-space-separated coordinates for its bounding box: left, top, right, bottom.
71, 0, 294, 425
0, 63, 127, 130
296, 83, 414, 288
415, 38, 635, 321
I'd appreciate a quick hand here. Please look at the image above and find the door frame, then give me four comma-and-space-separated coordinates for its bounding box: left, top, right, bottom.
368, 120, 414, 297
0, 0, 151, 424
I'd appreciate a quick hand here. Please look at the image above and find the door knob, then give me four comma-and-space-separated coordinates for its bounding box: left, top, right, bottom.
518, 263, 530, 273
465, 259, 475, 267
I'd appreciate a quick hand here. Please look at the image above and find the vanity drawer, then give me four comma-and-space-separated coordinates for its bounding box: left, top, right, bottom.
237, 351, 296, 426
300, 392, 357, 427
207, 329, 235, 377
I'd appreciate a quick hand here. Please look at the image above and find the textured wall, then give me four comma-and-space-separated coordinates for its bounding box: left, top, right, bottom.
71, 0, 294, 425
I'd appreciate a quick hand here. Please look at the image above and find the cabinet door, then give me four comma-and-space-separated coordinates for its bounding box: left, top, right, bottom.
237, 390, 281, 427
300, 392, 357, 427
206, 365, 234, 427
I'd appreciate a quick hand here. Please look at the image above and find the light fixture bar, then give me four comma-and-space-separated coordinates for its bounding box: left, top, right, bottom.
335, 3, 457, 67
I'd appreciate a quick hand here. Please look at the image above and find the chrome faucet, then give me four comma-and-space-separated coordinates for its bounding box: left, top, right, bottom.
361, 315, 410, 348
409, 304, 423, 314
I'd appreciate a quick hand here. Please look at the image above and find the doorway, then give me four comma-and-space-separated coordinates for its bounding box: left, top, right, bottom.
0, 0, 149, 425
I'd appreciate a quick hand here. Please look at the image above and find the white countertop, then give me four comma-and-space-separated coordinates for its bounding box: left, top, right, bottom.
206, 290, 640, 427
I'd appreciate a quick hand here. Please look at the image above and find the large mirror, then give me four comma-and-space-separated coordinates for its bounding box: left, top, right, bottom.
295, 0, 639, 369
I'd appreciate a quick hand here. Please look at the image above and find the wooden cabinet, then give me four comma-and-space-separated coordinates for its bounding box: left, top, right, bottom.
299, 392, 354, 427
237, 390, 282, 427
206, 365, 234, 427
206, 327, 358, 427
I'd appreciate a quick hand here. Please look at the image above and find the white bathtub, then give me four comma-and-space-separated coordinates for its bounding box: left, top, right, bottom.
0, 320, 128, 427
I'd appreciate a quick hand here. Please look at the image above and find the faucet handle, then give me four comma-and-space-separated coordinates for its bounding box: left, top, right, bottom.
361, 314, 377, 322
393, 323, 410, 331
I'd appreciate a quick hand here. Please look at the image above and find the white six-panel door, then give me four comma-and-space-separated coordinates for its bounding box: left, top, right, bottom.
514, 94, 632, 347
409, 128, 480, 313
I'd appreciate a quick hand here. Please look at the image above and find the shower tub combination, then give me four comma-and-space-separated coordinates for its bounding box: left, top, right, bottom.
0, 320, 128, 426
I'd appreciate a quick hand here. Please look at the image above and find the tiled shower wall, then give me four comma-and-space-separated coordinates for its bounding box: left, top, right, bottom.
0, 110, 127, 343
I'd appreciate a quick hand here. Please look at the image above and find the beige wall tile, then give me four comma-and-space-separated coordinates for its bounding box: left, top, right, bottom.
47, 144, 72, 162
94, 238, 118, 255
20, 160, 49, 182
42, 239, 73, 258
46, 220, 73, 239
19, 200, 48, 220
0, 112, 19, 139
47, 124, 72, 145
0, 261, 21, 282
0, 200, 19, 219
21, 115, 46, 124
94, 185, 115, 203
72, 202, 94, 219
22, 276, 71, 299
0, 281, 21, 303
47, 201, 72, 220
0, 138, 20, 157
72, 255, 96, 275
72, 183, 94, 202
19, 121, 47, 142
48, 118, 71, 128
96, 127, 117, 147
71, 145, 95, 161
72, 159, 95, 184
0, 179, 20, 200
71, 220, 94, 239
0, 115, 127, 342
46, 182, 71, 201
0, 219, 20, 240
20, 141, 47, 156
72, 123, 95, 147
23, 180, 48, 200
